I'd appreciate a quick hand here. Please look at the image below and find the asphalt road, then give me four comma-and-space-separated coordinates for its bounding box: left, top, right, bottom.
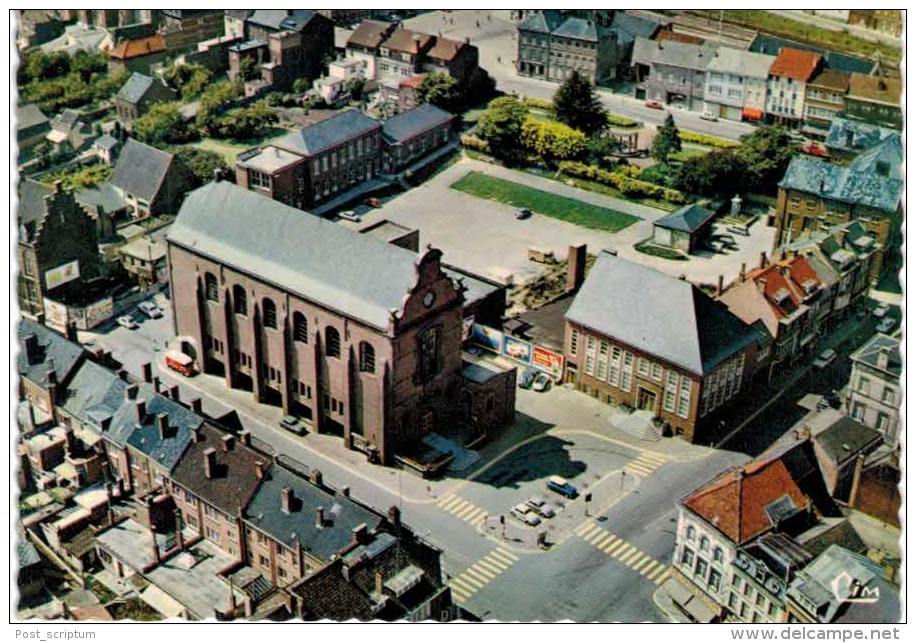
404, 9, 757, 140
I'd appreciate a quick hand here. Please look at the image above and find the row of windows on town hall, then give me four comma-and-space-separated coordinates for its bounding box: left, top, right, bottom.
204, 272, 376, 373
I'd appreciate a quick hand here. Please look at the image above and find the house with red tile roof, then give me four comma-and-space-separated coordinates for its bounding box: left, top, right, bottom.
766, 48, 823, 126
718, 253, 829, 379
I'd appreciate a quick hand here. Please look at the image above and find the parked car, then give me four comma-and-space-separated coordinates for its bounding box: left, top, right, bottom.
546, 475, 578, 499
526, 496, 556, 518
279, 415, 306, 436
872, 302, 891, 318
877, 317, 896, 333
364, 197, 382, 208
518, 368, 537, 389
115, 315, 138, 330
817, 390, 841, 411
137, 301, 163, 319
803, 141, 829, 158
645, 99, 664, 110
813, 348, 837, 370
510, 503, 542, 526
727, 225, 750, 237
339, 210, 361, 222
516, 208, 533, 220
700, 110, 718, 121
532, 372, 551, 392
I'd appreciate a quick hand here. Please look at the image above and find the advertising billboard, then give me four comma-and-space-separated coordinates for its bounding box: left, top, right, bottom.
501, 335, 533, 364
470, 324, 503, 352
44, 260, 80, 290
532, 346, 565, 380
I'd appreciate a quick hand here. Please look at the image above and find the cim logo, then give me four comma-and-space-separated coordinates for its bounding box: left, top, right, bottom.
830, 570, 880, 605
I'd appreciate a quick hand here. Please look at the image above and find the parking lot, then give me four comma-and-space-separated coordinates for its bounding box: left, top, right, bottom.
352, 157, 775, 287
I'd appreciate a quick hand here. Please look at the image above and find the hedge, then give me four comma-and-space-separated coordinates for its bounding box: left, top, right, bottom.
679, 131, 739, 148
522, 97, 554, 112
607, 113, 639, 128
460, 133, 490, 153
558, 161, 687, 204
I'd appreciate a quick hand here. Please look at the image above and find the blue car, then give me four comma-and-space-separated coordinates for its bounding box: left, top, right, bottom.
546, 476, 578, 499
518, 368, 537, 389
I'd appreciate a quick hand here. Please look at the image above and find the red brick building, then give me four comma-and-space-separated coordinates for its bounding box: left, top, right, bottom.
166, 181, 467, 463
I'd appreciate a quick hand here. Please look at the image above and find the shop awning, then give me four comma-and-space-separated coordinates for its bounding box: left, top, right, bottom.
742, 108, 763, 121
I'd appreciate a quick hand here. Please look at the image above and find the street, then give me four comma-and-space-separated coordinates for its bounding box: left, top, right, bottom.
80, 290, 748, 621
403, 10, 757, 140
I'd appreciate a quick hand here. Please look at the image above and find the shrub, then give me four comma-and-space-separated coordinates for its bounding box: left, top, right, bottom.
522, 97, 554, 112
679, 131, 739, 148
611, 164, 641, 179
558, 161, 687, 203
606, 113, 639, 128
520, 118, 587, 162
460, 133, 490, 153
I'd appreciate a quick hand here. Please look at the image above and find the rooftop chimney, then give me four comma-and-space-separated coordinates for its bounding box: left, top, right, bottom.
191, 426, 202, 443
46, 359, 57, 386
759, 251, 767, 269
340, 485, 350, 497
141, 362, 153, 383
566, 244, 587, 293
221, 434, 235, 451
190, 397, 203, 414
309, 469, 323, 487
315, 506, 325, 528
716, 274, 724, 297
124, 384, 140, 400
254, 460, 265, 479
153, 377, 162, 392
877, 346, 890, 370
846, 128, 855, 149
740, 262, 746, 281
23, 334, 39, 364
238, 430, 251, 446
281, 486, 294, 513
203, 447, 217, 478
117, 369, 129, 381
65, 321, 78, 342
157, 413, 169, 440
135, 399, 146, 421
351, 523, 369, 545
388, 505, 401, 527
169, 385, 180, 403
375, 571, 384, 596
678, 274, 687, 281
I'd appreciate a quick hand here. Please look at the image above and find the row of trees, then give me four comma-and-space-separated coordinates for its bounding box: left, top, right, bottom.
19, 49, 124, 113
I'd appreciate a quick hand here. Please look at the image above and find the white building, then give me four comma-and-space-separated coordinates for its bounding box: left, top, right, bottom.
313, 58, 367, 104
846, 333, 901, 447
766, 47, 822, 127
703, 48, 774, 121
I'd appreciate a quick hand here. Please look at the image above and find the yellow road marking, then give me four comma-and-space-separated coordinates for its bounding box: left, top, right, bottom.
470, 564, 496, 580
450, 576, 478, 594
464, 568, 491, 584
633, 556, 655, 573
457, 573, 485, 590
623, 549, 644, 565
455, 503, 479, 520
654, 569, 671, 585
629, 553, 648, 569
574, 521, 595, 536
595, 533, 616, 549
607, 540, 628, 556
496, 548, 519, 561
439, 495, 463, 511
476, 559, 503, 575
464, 507, 486, 523
578, 523, 600, 539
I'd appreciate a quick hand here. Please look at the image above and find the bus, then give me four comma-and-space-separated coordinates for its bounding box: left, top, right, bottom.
164, 350, 194, 377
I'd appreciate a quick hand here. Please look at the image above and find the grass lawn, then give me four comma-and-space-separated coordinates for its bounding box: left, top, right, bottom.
189, 127, 290, 164
451, 171, 640, 232
634, 240, 687, 261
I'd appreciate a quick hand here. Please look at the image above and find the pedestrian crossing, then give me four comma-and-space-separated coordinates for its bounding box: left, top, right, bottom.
623, 450, 670, 478
436, 493, 488, 528
574, 520, 670, 585
449, 547, 519, 604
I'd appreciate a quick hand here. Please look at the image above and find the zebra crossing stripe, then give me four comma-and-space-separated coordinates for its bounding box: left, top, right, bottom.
450, 585, 471, 601
439, 495, 463, 511
574, 521, 595, 537
578, 523, 600, 539
594, 533, 616, 549
623, 549, 644, 565
483, 555, 511, 571
496, 548, 519, 561
457, 573, 486, 590
455, 504, 479, 520
606, 540, 628, 556
633, 556, 655, 574
629, 553, 649, 569
475, 559, 503, 575
464, 508, 486, 523
654, 568, 671, 585
450, 576, 478, 594
464, 567, 491, 584
586, 530, 606, 545
638, 451, 670, 464
470, 564, 497, 580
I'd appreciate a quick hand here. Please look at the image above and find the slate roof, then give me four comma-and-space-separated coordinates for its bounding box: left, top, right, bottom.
109, 34, 165, 60
850, 333, 901, 377
74, 182, 129, 214
116, 72, 154, 104
683, 455, 809, 544
17, 179, 53, 225
275, 109, 380, 156
653, 203, 715, 233
60, 360, 126, 430
748, 33, 877, 75
779, 141, 902, 213
167, 181, 433, 331
381, 103, 453, 144
17, 103, 49, 131
631, 36, 659, 67
813, 416, 882, 465
17, 318, 85, 388
171, 423, 270, 516
610, 12, 660, 47
552, 17, 599, 42
653, 39, 715, 70
517, 10, 565, 34
769, 47, 821, 81
18, 538, 41, 568
110, 139, 173, 202
565, 252, 760, 375
706, 48, 775, 79
347, 20, 392, 49
124, 391, 200, 471
243, 464, 382, 562
825, 117, 897, 154
847, 73, 901, 105
246, 9, 318, 32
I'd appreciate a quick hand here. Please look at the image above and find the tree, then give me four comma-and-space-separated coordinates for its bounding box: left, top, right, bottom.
552, 70, 607, 134
585, 135, 621, 168
173, 147, 231, 188
671, 148, 738, 197
134, 102, 190, 146
733, 126, 799, 194
345, 76, 366, 102
476, 96, 528, 163
651, 114, 682, 164
195, 81, 238, 134
292, 78, 311, 95
210, 101, 277, 140
238, 57, 259, 82
417, 72, 461, 112
163, 63, 212, 100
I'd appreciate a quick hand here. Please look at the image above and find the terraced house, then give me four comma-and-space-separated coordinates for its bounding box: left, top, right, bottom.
846, 334, 901, 447
632, 37, 714, 110
844, 72, 902, 130
702, 48, 774, 122
774, 135, 902, 279
766, 48, 822, 127
563, 252, 765, 442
